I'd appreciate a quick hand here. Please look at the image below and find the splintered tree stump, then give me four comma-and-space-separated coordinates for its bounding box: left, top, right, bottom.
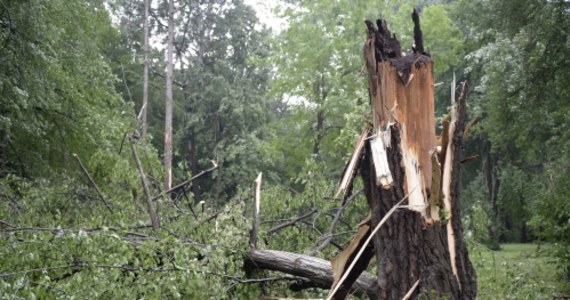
362, 11, 476, 299
330, 10, 476, 300
243, 9, 476, 300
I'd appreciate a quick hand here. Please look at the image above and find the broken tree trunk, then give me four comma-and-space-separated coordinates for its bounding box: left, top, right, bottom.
330, 10, 476, 299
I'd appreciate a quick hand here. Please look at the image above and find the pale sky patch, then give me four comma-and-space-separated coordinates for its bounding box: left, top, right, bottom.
244, 0, 286, 32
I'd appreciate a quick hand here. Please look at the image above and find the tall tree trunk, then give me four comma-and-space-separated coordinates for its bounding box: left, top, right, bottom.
141, 0, 150, 139
188, 128, 201, 203
164, 0, 174, 191
482, 142, 501, 249
333, 12, 477, 299
313, 109, 325, 156
312, 74, 328, 157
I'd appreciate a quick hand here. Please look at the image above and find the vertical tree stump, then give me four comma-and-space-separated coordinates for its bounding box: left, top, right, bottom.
358, 10, 476, 299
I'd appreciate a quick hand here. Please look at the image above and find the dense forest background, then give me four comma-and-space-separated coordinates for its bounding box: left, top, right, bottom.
0, 0, 568, 298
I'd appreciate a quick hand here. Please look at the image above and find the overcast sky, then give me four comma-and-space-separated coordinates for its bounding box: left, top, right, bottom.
244, 0, 286, 32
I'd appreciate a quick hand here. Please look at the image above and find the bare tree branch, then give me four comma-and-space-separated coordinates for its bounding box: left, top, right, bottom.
267, 209, 317, 236
72, 153, 114, 214
0, 220, 16, 228
191, 212, 221, 230
309, 189, 363, 256
151, 161, 218, 202
130, 141, 160, 231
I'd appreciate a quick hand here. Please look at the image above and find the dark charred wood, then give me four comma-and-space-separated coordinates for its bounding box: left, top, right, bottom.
288, 277, 320, 292
365, 10, 431, 85
412, 8, 425, 54
365, 19, 376, 36
364, 18, 402, 62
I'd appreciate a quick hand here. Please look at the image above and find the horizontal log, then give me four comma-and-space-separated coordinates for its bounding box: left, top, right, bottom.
245, 249, 377, 299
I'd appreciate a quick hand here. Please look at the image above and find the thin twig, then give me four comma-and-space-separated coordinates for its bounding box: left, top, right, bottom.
309, 189, 363, 256
181, 186, 197, 218
0, 220, 17, 228
118, 131, 128, 155
1, 224, 152, 234
191, 212, 221, 230
267, 209, 317, 236
0, 265, 78, 278
151, 161, 218, 202
402, 279, 420, 300
72, 153, 114, 214
225, 275, 302, 293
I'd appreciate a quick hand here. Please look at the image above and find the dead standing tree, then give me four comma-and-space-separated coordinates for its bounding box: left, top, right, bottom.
245, 10, 476, 300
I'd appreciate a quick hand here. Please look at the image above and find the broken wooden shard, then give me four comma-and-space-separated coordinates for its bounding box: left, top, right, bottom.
335, 126, 370, 201
429, 150, 442, 222
329, 214, 373, 300
249, 172, 262, 249
441, 81, 468, 285
370, 130, 394, 189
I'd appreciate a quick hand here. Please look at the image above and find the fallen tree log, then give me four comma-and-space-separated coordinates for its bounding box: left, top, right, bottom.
245, 249, 378, 299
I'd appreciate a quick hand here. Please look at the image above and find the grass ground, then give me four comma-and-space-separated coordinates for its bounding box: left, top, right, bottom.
470, 243, 568, 299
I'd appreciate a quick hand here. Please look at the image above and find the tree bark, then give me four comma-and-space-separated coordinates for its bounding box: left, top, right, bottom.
312, 109, 325, 156
312, 73, 328, 157
140, 0, 150, 139
130, 142, 160, 231
188, 128, 201, 203
482, 141, 501, 249
164, 0, 174, 191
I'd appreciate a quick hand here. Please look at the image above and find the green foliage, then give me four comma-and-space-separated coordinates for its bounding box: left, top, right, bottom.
421, 5, 463, 74
528, 158, 570, 282
0, 175, 259, 298
161, 0, 273, 203
462, 172, 491, 245
453, 0, 570, 282
0, 0, 131, 179
261, 160, 368, 256
267, 0, 465, 189
1, 0, 569, 297
251, 162, 369, 297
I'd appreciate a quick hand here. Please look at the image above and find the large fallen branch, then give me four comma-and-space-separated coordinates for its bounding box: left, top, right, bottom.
245, 249, 377, 299
130, 140, 160, 231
